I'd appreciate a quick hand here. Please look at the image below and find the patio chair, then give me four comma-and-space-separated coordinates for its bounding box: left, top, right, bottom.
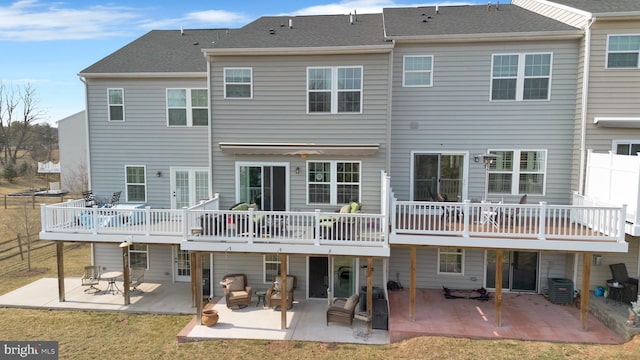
82, 191, 97, 207
480, 201, 502, 229
608, 263, 639, 303
81, 265, 101, 293
327, 293, 360, 326
317, 202, 361, 240
99, 191, 122, 208
221, 273, 253, 309
266, 275, 297, 309
129, 266, 145, 292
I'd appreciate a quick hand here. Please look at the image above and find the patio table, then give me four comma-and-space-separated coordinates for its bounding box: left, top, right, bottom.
101, 271, 123, 295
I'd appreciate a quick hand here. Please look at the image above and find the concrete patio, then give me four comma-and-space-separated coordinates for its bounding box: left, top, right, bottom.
0, 278, 631, 345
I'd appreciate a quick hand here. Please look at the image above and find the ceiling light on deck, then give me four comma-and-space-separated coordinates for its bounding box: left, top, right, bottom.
119, 236, 133, 248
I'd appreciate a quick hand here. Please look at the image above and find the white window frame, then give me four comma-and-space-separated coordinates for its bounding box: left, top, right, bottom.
263, 254, 288, 284
490, 53, 552, 101
306, 160, 361, 205
487, 149, 547, 196
606, 34, 640, 69
307, 66, 363, 114
437, 248, 464, 275
107, 88, 124, 122
129, 244, 149, 269
125, 165, 147, 203
166, 88, 208, 127
403, 55, 434, 87
613, 139, 640, 155
224, 67, 253, 99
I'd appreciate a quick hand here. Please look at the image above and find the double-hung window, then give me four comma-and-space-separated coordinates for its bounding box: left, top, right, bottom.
487, 150, 546, 195
491, 53, 552, 101
307, 161, 360, 205
125, 165, 146, 202
607, 35, 640, 68
307, 66, 362, 114
224, 68, 252, 98
166, 88, 208, 126
403, 55, 433, 87
264, 254, 287, 284
107, 88, 124, 121
438, 248, 464, 275
129, 244, 148, 268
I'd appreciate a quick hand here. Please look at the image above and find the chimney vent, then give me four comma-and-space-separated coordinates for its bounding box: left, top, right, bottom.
289, 19, 293, 28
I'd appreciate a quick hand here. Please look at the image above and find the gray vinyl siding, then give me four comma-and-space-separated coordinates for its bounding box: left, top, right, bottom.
583, 21, 640, 153
575, 237, 640, 291
390, 40, 579, 205
86, 78, 209, 208
513, 0, 589, 29
93, 243, 174, 282
209, 54, 391, 212
389, 247, 486, 289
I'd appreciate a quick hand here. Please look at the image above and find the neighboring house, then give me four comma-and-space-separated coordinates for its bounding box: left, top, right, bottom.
39, 3, 637, 336
514, 0, 640, 304
57, 111, 87, 193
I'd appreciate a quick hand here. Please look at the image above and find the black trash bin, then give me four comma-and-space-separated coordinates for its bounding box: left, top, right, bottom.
372, 299, 388, 330
360, 286, 382, 312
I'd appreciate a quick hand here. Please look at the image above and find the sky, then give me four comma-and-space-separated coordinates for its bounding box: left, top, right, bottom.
0, 0, 488, 126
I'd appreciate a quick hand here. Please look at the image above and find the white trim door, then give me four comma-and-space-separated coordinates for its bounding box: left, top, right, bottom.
411, 152, 468, 202
170, 167, 210, 209
174, 247, 191, 282
236, 162, 289, 211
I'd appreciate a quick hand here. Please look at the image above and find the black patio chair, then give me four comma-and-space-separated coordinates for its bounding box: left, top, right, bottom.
608, 263, 638, 304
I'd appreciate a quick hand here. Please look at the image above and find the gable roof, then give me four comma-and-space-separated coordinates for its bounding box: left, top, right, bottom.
79, 29, 232, 76
205, 13, 389, 53
547, 0, 640, 15
383, 4, 580, 40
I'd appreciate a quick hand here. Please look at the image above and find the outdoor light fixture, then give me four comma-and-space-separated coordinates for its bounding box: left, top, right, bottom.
156, 171, 162, 177
295, 167, 300, 175
476, 153, 498, 202
119, 235, 133, 248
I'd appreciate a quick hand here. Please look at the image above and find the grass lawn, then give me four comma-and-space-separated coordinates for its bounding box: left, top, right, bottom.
1, 177, 639, 359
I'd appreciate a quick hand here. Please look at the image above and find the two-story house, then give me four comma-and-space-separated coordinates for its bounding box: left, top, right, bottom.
41, 3, 633, 335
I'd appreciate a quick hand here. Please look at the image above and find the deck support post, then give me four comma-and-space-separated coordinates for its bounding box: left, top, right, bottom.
410, 246, 416, 321
367, 257, 373, 332
580, 252, 592, 331
194, 251, 203, 325
280, 254, 288, 330
56, 242, 65, 302
122, 245, 130, 305
495, 249, 503, 327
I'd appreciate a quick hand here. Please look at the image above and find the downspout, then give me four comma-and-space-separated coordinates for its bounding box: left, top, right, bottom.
78, 75, 92, 191
578, 17, 595, 194
78, 75, 95, 266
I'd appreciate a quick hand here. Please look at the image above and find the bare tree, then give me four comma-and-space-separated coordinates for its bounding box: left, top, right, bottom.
62, 161, 89, 194
0, 82, 42, 166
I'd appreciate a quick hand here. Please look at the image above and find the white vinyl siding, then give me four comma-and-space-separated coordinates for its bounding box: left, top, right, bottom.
166, 88, 208, 126
107, 88, 124, 121
307, 161, 360, 205
491, 53, 552, 101
488, 150, 546, 196
403, 55, 433, 87
606, 34, 640, 69
307, 66, 362, 114
224, 68, 253, 98
125, 165, 147, 203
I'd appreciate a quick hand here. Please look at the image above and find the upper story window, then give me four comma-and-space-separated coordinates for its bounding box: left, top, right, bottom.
125, 165, 146, 203
491, 53, 552, 101
166, 88, 208, 126
307, 161, 360, 205
607, 35, 640, 68
615, 141, 640, 155
224, 68, 253, 98
107, 88, 124, 121
307, 66, 362, 114
403, 55, 433, 87
487, 150, 546, 196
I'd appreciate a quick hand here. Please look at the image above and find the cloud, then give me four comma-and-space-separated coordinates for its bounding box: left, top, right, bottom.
0, 1, 248, 41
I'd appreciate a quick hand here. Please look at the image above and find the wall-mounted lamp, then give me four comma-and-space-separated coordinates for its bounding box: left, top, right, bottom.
295, 167, 300, 175
119, 235, 133, 248
156, 171, 162, 177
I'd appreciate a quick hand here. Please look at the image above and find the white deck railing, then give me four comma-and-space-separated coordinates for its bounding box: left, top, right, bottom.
392, 198, 625, 243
